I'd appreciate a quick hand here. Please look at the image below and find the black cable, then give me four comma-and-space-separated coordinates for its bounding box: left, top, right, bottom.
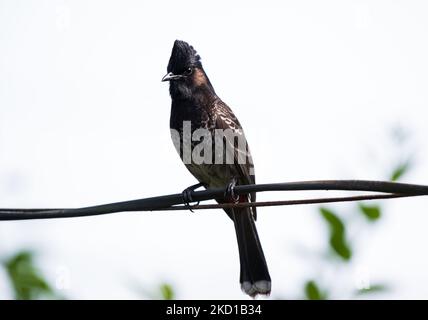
0, 180, 427, 221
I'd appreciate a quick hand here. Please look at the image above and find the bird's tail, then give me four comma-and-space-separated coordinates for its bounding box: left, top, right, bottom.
232, 206, 271, 297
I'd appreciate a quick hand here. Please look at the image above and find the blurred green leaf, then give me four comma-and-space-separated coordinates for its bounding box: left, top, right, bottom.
160, 283, 175, 300
390, 161, 410, 182
355, 284, 389, 296
359, 204, 382, 222
304, 280, 327, 300
320, 208, 352, 261
129, 280, 176, 300
3, 251, 55, 300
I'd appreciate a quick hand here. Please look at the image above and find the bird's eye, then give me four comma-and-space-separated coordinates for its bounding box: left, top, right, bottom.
184, 67, 193, 76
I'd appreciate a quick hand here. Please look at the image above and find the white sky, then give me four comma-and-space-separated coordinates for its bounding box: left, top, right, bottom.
0, 0, 428, 299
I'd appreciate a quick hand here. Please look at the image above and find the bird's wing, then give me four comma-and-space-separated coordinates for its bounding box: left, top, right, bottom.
211, 99, 257, 219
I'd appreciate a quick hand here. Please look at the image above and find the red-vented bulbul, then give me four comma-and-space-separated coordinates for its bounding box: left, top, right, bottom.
162, 40, 271, 297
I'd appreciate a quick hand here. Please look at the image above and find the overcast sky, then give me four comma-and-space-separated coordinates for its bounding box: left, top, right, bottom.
1, 0, 428, 299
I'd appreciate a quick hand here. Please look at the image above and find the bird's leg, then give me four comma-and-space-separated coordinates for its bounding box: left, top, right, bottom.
182, 182, 204, 212
224, 177, 240, 203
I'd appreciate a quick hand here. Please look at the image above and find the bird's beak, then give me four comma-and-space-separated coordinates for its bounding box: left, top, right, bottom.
162, 72, 182, 82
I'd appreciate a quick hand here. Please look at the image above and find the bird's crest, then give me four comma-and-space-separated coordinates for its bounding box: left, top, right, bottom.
167, 40, 201, 73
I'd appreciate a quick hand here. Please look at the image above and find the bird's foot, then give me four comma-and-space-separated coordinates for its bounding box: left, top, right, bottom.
224, 178, 240, 203
182, 183, 203, 212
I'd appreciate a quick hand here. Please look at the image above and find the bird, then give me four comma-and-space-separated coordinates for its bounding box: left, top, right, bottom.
162, 40, 271, 297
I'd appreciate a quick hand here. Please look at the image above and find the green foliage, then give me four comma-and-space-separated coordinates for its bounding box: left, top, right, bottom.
301, 126, 412, 300
3, 251, 55, 300
358, 204, 382, 222
320, 207, 352, 261
355, 284, 388, 296
304, 280, 327, 300
390, 161, 410, 182
159, 283, 175, 300
133, 281, 176, 299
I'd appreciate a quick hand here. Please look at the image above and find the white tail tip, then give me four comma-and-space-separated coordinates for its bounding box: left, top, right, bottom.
241, 280, 271, 297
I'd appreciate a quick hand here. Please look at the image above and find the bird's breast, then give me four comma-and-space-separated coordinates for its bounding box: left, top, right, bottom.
170, 101, 213, 132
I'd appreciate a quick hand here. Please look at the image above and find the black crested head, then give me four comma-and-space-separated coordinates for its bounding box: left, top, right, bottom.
167, 40, 202, 74
163, 40, 215, 100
